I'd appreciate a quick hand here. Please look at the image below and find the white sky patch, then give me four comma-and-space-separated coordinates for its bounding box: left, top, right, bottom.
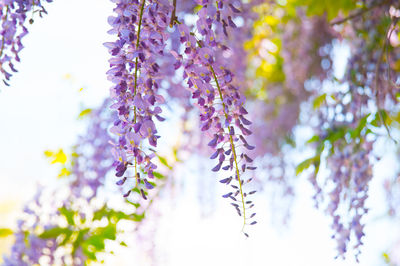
331, 39, 351, 80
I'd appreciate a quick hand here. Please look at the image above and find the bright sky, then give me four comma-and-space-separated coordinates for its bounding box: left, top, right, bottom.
0, 1, 398, 265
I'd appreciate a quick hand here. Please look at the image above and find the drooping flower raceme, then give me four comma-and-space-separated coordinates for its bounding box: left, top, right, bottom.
170, 1, 257, 234
306, 2, 400, 260
105, 0, 172, 200
0, 0, 52, 86
69, 100, 115, 199
163, 0, 259, 156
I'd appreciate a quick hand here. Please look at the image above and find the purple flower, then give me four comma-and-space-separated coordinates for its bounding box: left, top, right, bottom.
106, 0, 172, 198
0, 1, 52, 85
170, 0, 258, 233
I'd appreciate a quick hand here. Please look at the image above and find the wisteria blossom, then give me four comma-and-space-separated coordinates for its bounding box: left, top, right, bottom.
169, 0, 258, 233
0, 0, 52, 85
106, 0, 172, 200
305, 1, 400, 259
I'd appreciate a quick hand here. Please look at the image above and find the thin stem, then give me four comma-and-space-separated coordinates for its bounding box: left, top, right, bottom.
134, 0, 146, 183
375, 21, 397, 144
209, 64, 247, 231
134, 0, 146, 106
330, 0, 392, 26
194, 36, 247, 230
386, 18, 400, 89
170, 0, 177, 27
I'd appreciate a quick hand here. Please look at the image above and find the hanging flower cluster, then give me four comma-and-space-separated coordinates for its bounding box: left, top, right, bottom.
305, 1, 400, 260
169, 0, 257, 234
326, 141, 373, 261
105, 0, 172, 200
164, 0, 259, 156
69, 100, 115, 199
105, 0, 258, 232
0, 0, 52, 86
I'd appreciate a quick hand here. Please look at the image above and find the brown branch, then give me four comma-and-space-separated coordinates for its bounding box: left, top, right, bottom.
330, 0, 392, 26
169, 0, 177, 27
374, 20, 397, 144
386, 17, 400, 89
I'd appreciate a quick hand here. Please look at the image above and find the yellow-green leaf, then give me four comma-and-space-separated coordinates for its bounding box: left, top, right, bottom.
0, 228, 13, 237
52, 149, 67, 164
78, 108, 92, 118
157, 155, 172, 170
44, 150, 54, 157
58, 167, 71, 178
313, 93, 326, 110
382, 252, 390, 263
39, 227, 69, 239
306, 135, 320, 144
296, 156, 320, 176
194, 5, 203, 13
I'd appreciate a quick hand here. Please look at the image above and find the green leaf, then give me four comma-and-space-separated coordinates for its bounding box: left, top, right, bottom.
131, 213, 145, 222
194, 5, 203, 13
306, 135, 320, 144
59, 207, 75, 226
396, 92, 400, 101
93, 206, 134, 224
39, 227, 69, 239
173, 147, 180, 162
84, 235, 105, 251
78, 108, 92, 118
326, 126, 347, 144
72, 228, 90, 255
313, 93, 326, 110
296, 156, 320, 176
51, 149, 67, 164
152, 171, 165, 179
157, 155, 172, 170
93, 205, 108, 221
59, 229, 73, 246
44, 150, 54, 157
284, 134, 296, 147
126, 200, 140, 209
82, 247, 97, 261
147, 180, 156, 188
58, 167, 71, 178
371, 109, 391, 127
94, 224, 117, 240
131, 187, 141, 194
111, 210, 131, 221
299, 0, 357, 20
0, 228, 13, 238
382, 252, 391, 263
350, 114, 370, 138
